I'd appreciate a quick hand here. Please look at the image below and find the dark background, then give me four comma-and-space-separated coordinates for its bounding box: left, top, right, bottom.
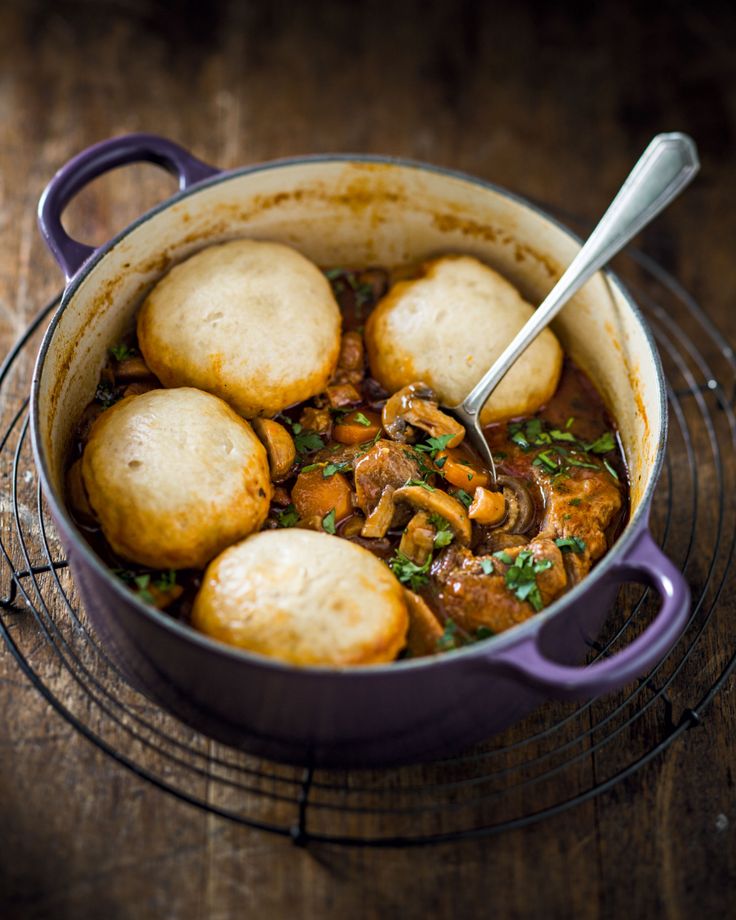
1, 0, 735, 917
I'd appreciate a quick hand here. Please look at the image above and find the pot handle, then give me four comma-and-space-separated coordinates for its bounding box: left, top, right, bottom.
491, 529, 690, 699
37, 133, 220, 280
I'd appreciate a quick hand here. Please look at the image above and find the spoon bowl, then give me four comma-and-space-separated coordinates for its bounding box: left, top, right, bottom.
445, 132, 699, 482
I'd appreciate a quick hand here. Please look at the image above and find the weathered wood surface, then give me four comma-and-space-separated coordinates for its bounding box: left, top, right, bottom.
1, 1, 735, 917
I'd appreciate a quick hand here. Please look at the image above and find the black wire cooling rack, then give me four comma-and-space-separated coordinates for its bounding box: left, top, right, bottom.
1, 246, 735, 847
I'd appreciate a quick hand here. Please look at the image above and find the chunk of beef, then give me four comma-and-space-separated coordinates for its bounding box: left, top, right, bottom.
535, 467, 622, 585
430, 539, 567, 635
353, 439, 421, 527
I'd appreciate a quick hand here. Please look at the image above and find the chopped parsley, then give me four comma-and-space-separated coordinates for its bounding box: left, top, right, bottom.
476, 625, 494, 640
295, 429, 325, 456
414, 433, 456, 459
321, 461, 351, 478
603, 459, 620, 480
564, 455, 600, 470
555, 536, 586, 554
276, 504, 299, 528
404, 447, 440, 482
504, 550, 553, 612
437, 618, 461, 651
507, 417, 620, 482
406, 478, 436, 492
389, 550, 432, 591
569, 498, 582, 507
492, 550, 513, 564
585, 431, 616, 454
356, 431, 382, 457
322, 508, 337, 534
113, 568, 177, 605
278, 416, 326, 457
353, 411, 372, 427
548, 429, 576, 442
109, 342, 137, 361
454, 489, 473, 509
480, 558, 494, 575
429, 513, 454, 548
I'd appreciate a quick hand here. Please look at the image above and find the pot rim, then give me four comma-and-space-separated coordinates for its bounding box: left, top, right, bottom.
30, 152, 667, 677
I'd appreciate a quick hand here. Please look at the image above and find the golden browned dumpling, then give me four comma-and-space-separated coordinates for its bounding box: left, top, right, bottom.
365, 255, 563, 424
81, 387, 271, 570
192, 530, 409, 666
137, 239, 342, 418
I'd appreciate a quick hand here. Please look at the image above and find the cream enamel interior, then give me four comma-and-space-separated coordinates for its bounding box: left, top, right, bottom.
36, 159, 661, 516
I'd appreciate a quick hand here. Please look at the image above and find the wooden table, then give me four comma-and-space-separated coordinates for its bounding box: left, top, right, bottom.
1, 1, 735, 916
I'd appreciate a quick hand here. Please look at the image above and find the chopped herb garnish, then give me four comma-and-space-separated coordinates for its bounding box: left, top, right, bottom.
322, 508, 337, 534
109, 342, 137, 361
434, 455, 448, 469
277, 504, 299, 528
429, 513, 453, 548
455, 489, 473, 508
476, 626, 494, 640
480, 559, 494, 575
533, 450, 560, 472
355, 431, 382, 459
504, 550, 552, 612
603, 459, 620, 480
300, 463, 321, 473
154, 570, 177, 591
353, 411, 371, 427
389, 551, 432, 591
549, 429, 576, 442
414, 434, 456, 459
585, 431, 616, 454
569, 498, 582, 507
324, 267, 345, 280
322, 461, 351, 478
406, 478, 436, 492
565, 456, 600, 470
133, 574, 155, 604
492, 550, 513, 564
404, 445, 442, 482
294, 429, 325, 456
565, 417, 575, 429
555, 536, 586, 554
437, 618, 461, 652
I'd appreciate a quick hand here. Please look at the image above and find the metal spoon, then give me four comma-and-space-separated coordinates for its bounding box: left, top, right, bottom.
448, 132, 700, 482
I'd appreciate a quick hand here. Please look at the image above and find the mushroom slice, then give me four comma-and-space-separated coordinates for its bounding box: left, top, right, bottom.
393, 485, 472, 545
251, 418, 296, 480
398, 510, 436, 565
382, 382, 465, 447
468, 486, 506, 525
404, 588, 444, 657
361, 485, 396, 538
496, 475, 536, 534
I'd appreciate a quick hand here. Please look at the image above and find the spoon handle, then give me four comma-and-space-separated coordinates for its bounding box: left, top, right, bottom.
458, 132, 700, 419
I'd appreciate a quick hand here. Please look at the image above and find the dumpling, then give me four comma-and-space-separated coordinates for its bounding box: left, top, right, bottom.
137, 239, 342, 418
192, 529, 409, 666
81, 387, 271, 569
364, 255, 563, 423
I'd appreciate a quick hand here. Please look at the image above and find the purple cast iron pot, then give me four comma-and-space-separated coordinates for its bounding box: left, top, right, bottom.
31, 134, 690, 768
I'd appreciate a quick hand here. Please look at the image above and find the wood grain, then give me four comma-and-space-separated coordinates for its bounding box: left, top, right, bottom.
1, 1, 735, 917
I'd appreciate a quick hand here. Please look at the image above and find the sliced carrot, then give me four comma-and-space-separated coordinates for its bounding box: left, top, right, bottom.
436, 449, 491, 490
333, 409, 382, 445
291, 468, 353, 523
